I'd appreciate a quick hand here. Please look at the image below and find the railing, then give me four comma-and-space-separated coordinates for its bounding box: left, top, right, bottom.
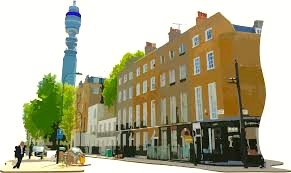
147, 144, 190, 161
147, 145, 170, 160
97, 131, 116, 137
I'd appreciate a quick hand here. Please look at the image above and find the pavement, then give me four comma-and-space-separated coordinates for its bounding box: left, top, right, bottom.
86, 154, 291, 172
0, 156, 84, 173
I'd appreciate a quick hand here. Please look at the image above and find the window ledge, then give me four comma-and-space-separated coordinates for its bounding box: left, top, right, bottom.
179, 52, 186, 56
170, 82, 176, 86
180, 78, 186, 82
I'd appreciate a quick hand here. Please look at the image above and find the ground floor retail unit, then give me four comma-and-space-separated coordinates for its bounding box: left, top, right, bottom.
117, 116, 262, 165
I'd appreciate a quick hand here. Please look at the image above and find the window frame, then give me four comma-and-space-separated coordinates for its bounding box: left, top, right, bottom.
205, 28, 213, 41
206, 51, 215, 70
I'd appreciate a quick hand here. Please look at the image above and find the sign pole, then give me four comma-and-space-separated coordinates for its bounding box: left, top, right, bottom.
56, 138, 60, 164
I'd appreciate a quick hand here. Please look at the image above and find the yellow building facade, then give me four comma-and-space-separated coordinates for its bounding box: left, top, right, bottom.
116, 11, 264, 163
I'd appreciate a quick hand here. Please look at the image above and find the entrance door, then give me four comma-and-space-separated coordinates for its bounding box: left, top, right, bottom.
213, 127, 223, 161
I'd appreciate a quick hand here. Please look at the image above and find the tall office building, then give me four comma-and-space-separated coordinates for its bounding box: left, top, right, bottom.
61, 0, 81, 85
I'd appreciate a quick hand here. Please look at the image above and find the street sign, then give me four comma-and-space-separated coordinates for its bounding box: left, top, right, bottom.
57, 128, 63, 140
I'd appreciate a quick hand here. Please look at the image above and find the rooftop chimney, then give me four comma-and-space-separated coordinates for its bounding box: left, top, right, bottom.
145, 42, 157, 55
253, 20, 263, 29
253, 20, 263, 34
196, 11, 207, 25
168, 27, 181, 41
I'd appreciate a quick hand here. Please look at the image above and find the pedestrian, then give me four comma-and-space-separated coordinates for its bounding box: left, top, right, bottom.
13, 141, 26, 169
29, 142, 34, 159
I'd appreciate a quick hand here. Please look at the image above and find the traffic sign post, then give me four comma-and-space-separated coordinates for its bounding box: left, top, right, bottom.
56, 128, 63, 164
57, 129, 64, 140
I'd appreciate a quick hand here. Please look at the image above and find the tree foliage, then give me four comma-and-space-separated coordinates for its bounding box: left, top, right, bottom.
60, 84, 76, 144
103, 50, 144, 107
31, 74, 62, 136
22, 73, 76, 146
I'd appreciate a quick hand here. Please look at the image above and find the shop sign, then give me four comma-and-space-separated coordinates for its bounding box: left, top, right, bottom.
218, 109, 224, 115
243, 109, 248, 115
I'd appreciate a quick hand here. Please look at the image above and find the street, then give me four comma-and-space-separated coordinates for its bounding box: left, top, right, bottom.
84, 157, 214, 173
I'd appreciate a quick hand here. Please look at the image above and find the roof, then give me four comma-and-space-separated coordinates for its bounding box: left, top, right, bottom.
233, 24, 255, 33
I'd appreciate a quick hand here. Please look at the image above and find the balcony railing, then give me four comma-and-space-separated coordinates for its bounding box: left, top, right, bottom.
97, 131, 116, 137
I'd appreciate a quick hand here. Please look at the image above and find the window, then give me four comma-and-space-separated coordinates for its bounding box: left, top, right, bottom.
123, 133, 126, 146
92, 88, 99, 94
195, 86, 203, 121
171, 130, 177, 152
136, 83, 140, 96
143, 80, 147, 94
207, 51, 215, 70
118, 91, 122, 103
136, 105, 140, 127
143, 64, 148, 73
143, 102, 147, 126
108, 123, 111, 132
136, 67, 141, 77
169, 50, 175, 59
208, 82, 218, 119
160, 98, 167, 125
150, 59, 155, 69
136, 132, 140, 150
129, 72, 133, 80
160, 73, 166, 87
205, 28, 213, 41
193, 57, 201, 75
143, 132, 148, 150
123, 89, 127, 101
160, 56, 165, 64
129, 87, 133, 99
150, 76, 156, 91
179, 64, 187, 80
170, 96, 176, 123
151, 100, 156, 127
169, 69, 175, 84
180, 92, 188, 122
123, 108, 127, 126
162, 131, 167, 147
119, 78, 122, 85
179, 44, 186, 55
124, 74, 127, 83
129, 106, 133, 127
192, 35, 200, 47
118, 110, 121, 129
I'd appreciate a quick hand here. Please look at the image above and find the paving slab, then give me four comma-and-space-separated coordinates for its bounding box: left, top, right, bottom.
86, 154, 291, 172
0, 157, 84, 173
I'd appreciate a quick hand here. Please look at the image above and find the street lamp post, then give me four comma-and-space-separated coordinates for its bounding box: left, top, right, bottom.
228, 59, 248, 168
57, 72, 82, 164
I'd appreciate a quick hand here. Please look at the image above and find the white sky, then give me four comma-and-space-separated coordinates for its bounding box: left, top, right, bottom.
0, 0, 291, 171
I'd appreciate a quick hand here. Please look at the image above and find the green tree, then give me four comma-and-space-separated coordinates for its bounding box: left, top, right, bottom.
103, 50, 144, 107
60, 84, 76, 146
22, 101, 42, 139
23, 73, 77, 147
32, 74, 62, 138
